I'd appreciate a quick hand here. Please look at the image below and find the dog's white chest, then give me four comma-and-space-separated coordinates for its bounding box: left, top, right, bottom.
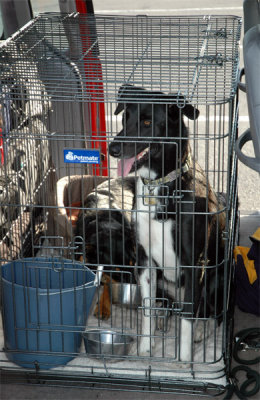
134, 178, 179, 283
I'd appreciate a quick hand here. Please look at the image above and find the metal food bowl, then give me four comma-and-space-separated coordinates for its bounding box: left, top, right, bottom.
83, 329, 134, 356
111, 283, 141, 307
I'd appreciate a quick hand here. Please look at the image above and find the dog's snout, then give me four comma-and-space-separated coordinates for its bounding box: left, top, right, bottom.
109, 142, 122, 158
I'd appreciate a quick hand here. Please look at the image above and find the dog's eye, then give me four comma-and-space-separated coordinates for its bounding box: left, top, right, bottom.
143, 120, 152, 127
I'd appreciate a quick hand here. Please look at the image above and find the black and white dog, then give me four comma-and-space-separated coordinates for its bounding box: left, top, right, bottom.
108, 84, 226, 360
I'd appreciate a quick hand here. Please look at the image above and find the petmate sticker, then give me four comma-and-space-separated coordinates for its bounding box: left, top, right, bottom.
64, 149, 101, 164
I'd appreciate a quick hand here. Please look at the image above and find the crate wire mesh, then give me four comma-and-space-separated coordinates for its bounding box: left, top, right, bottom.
0, 13, 241, 395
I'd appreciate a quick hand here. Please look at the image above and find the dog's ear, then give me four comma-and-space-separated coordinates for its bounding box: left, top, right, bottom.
117, 84, 134, 96
168, 94, 199, 120
182, 104, 200, 120
114, 84, 148, 115
114, 103, 124, 115
114, 84, 134, 115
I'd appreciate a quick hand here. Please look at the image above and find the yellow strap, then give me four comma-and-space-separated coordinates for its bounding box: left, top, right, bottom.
250, 227, 260, 242
234, 246, 257, 284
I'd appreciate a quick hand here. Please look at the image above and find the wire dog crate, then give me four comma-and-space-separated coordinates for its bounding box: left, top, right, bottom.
0, 13, 241, 396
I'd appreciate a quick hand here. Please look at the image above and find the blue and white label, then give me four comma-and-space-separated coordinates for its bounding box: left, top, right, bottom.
64, 149, 101, 164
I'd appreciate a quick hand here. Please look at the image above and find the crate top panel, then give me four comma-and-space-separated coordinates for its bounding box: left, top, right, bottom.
0, 13, 242, 105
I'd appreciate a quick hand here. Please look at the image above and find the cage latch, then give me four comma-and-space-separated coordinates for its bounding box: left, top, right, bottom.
142, 297, 170, 332
142, 184, 170, 221
172, 302, 184, 313
202, 28, 229, 38
195, 53, 229, 67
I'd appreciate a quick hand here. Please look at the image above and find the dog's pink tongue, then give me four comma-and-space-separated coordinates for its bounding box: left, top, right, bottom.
117, 157, 135, 177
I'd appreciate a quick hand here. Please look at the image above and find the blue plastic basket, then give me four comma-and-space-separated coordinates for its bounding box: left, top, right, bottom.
1, 258, 97, 369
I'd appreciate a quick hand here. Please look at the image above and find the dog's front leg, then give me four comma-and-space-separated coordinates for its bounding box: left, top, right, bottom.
179, 267, 201, 362
180, 318, 192, 362
138, 265, 157, 356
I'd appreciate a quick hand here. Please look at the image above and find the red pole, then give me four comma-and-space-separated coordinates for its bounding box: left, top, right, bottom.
75, 0, 108, 176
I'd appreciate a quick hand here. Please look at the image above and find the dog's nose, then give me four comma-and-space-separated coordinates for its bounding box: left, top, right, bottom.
109, 142, 122, 157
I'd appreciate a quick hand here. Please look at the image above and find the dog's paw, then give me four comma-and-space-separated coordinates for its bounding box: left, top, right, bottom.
176, 362, 190, 369
138, 337, 155, 356
194, 321, 205, 343
180, 344, 191, 362
194, 319, 214, 343
180, 319, 192, 362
